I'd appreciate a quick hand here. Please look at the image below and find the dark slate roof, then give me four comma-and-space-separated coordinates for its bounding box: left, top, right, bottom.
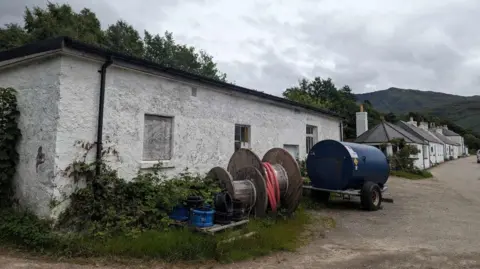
355, 121, 426, 144
429, 129, 461, 146
396, 121, 444, 144
442, 128, 460, 136
0, 36, 342, 120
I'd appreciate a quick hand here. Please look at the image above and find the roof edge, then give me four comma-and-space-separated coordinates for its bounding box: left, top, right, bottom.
47, 36, 342, 120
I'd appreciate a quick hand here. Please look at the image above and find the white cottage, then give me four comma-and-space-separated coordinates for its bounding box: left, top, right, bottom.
354, 108, 426, 170
0, 37, 343, 218
441, 126, 465, 156
396, 119, 444, 168
429, 124, 460, 160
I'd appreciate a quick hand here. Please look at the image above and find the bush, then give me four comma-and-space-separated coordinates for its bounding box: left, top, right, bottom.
0, 87, 21, 208
58, 161, 222, 236
390, 169, 432, 180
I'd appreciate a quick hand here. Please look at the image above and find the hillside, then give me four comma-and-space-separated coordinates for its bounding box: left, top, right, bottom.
355, 87, 480, 133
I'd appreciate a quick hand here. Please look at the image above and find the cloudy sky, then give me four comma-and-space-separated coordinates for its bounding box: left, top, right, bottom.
1, 0, 479, 96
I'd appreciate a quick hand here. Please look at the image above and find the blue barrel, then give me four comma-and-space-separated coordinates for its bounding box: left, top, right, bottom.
306, 140, 389, 190
169, 205, 189, 221
190, 208, 215, 228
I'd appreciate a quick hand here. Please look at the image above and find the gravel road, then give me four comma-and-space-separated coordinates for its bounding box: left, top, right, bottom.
1, 156, 479, 269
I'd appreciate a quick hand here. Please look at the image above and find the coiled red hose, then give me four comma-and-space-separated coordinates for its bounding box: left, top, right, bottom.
263, 162, 280, 212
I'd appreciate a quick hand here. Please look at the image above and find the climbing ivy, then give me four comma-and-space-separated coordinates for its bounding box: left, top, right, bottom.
0, 87, 21, 208
57, 142, 222, 237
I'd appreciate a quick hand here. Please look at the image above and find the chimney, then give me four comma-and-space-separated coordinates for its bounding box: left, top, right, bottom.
356, 104, 368, 137
419, 121, 428, 130
408, 117, 417, 126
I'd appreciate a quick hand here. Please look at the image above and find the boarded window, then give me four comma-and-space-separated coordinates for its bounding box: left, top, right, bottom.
143, 115, 173, 161
234, 124, 250, 151
306, 125, 317, 154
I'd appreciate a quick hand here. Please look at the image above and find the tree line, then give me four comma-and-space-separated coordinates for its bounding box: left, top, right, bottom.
0, 3, 226, 81
1, 2, 478, 151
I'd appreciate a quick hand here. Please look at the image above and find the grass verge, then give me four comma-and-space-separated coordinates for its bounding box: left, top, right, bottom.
0, 207, 314, 263
390, 170, 433, 180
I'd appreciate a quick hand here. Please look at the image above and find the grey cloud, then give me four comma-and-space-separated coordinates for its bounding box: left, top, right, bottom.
295, 0, 480, 95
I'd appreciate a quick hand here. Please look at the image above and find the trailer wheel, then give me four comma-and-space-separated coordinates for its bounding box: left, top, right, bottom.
360, 181, 382, 211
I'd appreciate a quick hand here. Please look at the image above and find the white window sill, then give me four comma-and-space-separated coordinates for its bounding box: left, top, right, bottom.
140, 160, 175, 169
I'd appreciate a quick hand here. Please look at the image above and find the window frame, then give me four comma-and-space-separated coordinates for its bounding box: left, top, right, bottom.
234, 124, 251, 151
142, 114, 174, 161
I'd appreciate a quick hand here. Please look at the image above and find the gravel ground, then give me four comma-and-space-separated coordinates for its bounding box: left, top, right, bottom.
1, 156, 479, 269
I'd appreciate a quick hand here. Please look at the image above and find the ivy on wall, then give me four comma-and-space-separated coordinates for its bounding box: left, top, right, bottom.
0, 87, 21, 208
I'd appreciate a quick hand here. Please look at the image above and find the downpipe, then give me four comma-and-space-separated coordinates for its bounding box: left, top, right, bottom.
95, 56, 113, 177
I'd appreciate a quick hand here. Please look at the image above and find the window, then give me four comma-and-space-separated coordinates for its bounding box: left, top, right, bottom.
431, 146, 434, 153
143, 115, 173, 161
235, 124, 250, 151
306, 125, 317, 154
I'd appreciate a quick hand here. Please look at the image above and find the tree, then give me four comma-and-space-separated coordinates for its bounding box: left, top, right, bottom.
0, 3, 228, 82
282, 77, 380, 140
143, 31, 226, 81
104, 20, 144, 56
0, 24, 30, 51
24, 3, 104, 44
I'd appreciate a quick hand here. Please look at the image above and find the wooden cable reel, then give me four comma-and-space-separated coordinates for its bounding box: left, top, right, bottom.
208, 148, 302, 218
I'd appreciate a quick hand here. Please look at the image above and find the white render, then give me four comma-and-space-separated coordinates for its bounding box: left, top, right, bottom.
0, 52, 341, 218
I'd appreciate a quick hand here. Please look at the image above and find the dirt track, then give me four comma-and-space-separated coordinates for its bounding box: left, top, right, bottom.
1, 156, 479, 268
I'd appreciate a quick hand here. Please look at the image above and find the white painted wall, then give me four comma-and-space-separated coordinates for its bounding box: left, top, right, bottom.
0, 55, 61, 218
411, 143, 424, 170
52, 53, 341, 210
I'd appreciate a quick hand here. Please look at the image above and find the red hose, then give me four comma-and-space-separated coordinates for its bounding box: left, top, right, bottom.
263, 162, 280, 212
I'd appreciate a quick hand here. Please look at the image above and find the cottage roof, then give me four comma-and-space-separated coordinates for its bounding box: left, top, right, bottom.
442, 128, 460, 136
396, 121, 444, 144
0, 36, 343, 120
355, 121, 426, 144
429, 129, 461, 146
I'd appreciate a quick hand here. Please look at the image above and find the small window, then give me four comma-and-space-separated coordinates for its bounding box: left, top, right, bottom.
306, 125, 317, 154
235, 124, 250, 151
143, 115, 173, 161
430, 146, 434, 153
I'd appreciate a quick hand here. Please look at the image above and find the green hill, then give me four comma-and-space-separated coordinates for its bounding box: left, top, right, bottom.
355, 87, 480, 133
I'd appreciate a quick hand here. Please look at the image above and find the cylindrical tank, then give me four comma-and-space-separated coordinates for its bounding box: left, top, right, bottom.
306, 139, 389, 190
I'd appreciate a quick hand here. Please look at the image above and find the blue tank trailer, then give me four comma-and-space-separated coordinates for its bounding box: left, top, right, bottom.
304, 139, 393, 211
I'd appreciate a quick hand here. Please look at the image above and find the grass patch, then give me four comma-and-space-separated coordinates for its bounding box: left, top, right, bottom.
390, 170, 433, 180
0, 208, 313, 263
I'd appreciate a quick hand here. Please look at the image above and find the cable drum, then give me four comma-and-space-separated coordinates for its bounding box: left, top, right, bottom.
207, 147, 303, 218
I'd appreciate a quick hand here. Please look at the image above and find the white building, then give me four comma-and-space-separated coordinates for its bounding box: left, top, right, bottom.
0, 37, 343, 218
354, 108, 426, 170
441, 126, 465, 156
396, 119, 444, 168
429, 124, 460, 160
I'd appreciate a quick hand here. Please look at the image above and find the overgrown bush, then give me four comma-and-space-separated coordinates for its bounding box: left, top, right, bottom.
0, 87, 21, 208
58, 160, 222, 236
387, 138, 420, 172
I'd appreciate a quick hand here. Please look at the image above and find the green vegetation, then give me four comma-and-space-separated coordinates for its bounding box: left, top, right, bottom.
355, 87, 480, 150
0, 207, 313, 263
0, 87, 21, 208
387, 138, 433, 180
390, 170, 433, 180
0, 2, 226, 81
283, 77, 383, 140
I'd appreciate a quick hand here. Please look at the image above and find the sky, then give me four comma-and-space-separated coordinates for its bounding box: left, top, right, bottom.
1, 0, 479, 96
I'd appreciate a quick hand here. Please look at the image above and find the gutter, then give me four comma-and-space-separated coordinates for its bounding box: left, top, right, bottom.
95, 56, 113, 176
